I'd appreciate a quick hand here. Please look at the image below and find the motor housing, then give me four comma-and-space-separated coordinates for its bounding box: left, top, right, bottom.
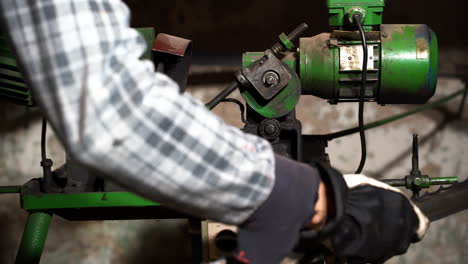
300, 24, 438, 104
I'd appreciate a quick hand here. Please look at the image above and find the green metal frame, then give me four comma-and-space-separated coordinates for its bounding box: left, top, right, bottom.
15, 212, 52, 264
21, 192, 159, 210
0, 185, 21, 194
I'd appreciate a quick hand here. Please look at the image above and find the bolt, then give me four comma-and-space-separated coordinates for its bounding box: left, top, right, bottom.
369, 56, 373, 60
414, 178, 422, 186
381, 32, 388, 38
265, 124, 276, 135
348, 56, 353, 60
263, 71, 280, 87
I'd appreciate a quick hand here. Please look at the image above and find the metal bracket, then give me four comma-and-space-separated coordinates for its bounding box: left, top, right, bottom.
152, 33, 193, 93
239, 50, 291, 100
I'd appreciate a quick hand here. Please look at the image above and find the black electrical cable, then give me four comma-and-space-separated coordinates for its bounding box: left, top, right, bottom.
221, 98, 247, 123
40, 117, 54, 192
41, 117, 47, 161
353, 14, 368, 174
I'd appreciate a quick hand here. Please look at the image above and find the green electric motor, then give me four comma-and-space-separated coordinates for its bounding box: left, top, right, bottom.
301, 0, 438, 105
241, 0, 439, 118
300, 24, 438, 104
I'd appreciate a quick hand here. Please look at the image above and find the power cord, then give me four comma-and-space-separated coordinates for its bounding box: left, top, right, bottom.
40, 118, 47, 161
40, 117, 54, 192
221, 98, 247, 123
353, 14, 368, 174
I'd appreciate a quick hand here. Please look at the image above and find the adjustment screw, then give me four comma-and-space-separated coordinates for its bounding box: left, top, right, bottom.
265, 124, 276, 135
263, 71, 280, 87
259, 119, 281, 140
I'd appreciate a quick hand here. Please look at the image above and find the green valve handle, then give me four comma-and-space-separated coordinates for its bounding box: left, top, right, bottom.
381, 134, 458, 198
382, 177, 458, 188
429, 177, 458, 185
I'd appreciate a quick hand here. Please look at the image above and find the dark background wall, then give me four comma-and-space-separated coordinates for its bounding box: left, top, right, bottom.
123, 0, 467, 55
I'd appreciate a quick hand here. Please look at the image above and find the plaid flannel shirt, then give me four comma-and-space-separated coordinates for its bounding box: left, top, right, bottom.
0, 0, 275, 224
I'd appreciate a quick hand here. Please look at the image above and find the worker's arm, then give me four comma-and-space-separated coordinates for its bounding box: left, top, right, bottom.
0, 0, 320, 225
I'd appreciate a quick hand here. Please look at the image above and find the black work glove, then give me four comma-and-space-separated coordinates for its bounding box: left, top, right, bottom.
331, 174, 429, 263
233, 155, 322, 264
301, 163, 429, 264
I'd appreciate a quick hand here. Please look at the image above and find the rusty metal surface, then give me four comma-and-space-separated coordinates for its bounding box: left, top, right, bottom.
153, 33, 192, 57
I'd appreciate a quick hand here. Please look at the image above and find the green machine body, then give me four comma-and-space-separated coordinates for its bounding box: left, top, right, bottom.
241, 0, 438, 118
300, 24, 438, 104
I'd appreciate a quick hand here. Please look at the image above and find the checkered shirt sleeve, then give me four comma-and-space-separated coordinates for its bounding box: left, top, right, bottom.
0, 0, 275, 224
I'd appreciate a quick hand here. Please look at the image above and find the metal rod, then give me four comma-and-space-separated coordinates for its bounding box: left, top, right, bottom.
0, 185, 21, 194
430, 177, 458, 185
287, 23, 309, 42
381, 179, 406, 187
15, 212, 53, 264
325, 87, 467, 141
411, 134, 419, 173
205, 82, 239, 110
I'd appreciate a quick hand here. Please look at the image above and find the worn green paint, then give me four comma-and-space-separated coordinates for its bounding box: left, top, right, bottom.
412, 176, 458, 189
0, 185, 22, 194
278, 33, 294, 51
15, 212, 52, 264
380, 24, 438, 104
299, 33, 380, 102
327, 0, 385, 28
299, 33, 337, 100
242, 52, 301, 118
21, 192, 160, 210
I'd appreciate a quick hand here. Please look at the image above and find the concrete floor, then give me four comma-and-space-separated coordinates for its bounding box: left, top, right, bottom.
1, 62, 468, 263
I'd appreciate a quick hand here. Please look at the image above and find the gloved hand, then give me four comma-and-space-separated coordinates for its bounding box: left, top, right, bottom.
229, 159, 429, 264
232, 155, 322, 264
330, 174, 429, 263
300, 163, 429, 264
